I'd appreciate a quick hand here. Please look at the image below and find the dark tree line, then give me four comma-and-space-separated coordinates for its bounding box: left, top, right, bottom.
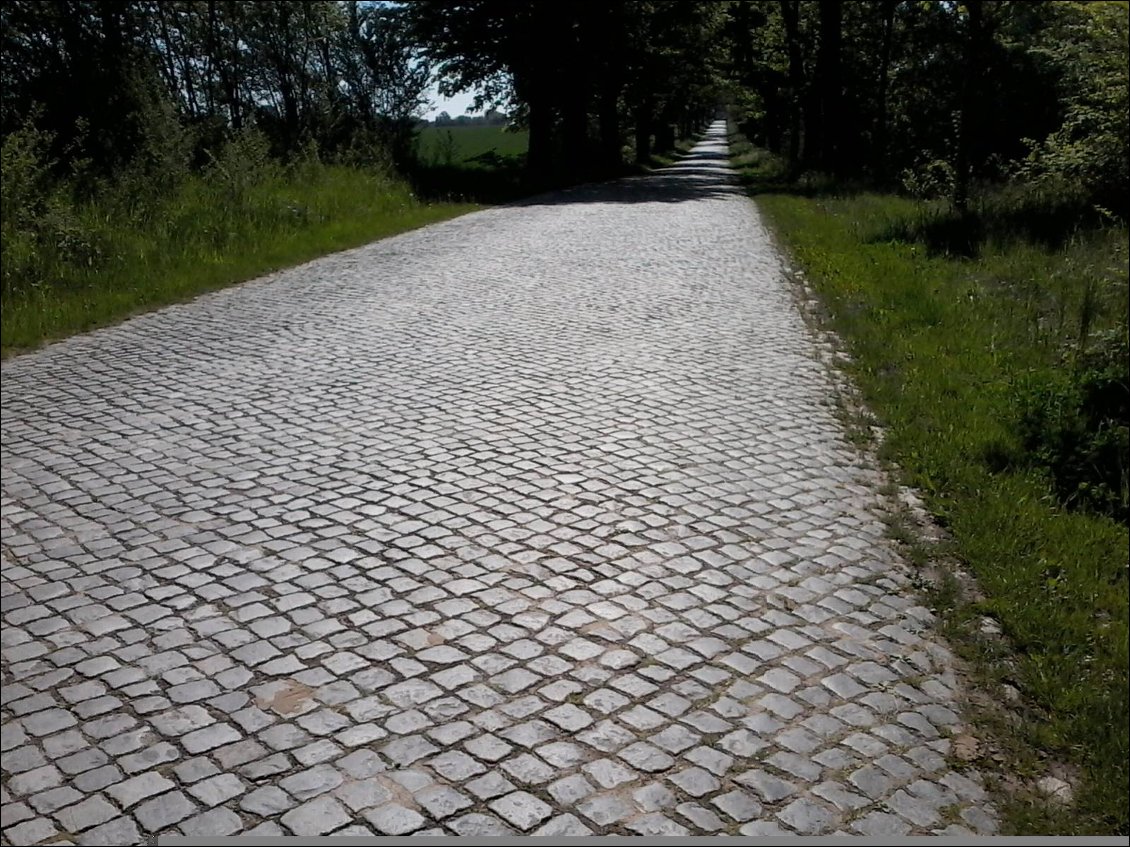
407, 1, 725, 178
1, 0, 1125, 209
1, 0, 430, 173
723, 1, 1128, 214
1, 0, 727, 185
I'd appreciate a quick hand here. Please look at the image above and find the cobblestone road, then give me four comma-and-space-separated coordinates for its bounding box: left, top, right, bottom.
1, 122, 998, 841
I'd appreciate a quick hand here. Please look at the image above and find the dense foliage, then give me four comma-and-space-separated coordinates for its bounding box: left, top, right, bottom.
0, 1, 429, 169
724, 1, 1129, 215
407, 1, 724, 176
0, 1, 465, 348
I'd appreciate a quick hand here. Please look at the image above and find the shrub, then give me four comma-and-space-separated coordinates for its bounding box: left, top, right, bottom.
1018, 329, 1130, 523
0, 119, 107, 294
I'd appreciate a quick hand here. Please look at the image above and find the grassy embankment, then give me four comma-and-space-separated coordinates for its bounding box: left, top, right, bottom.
1, 131, 480, 357
729, 131, 1128, 834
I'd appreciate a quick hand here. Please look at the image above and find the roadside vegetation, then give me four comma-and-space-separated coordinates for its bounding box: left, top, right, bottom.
722, 1, 1127, 833
416, 124, 529, 166
0, 2, 476, 356
740, 141, 1127, 833
725, 6, 1127, 835
0, 122, 474, 354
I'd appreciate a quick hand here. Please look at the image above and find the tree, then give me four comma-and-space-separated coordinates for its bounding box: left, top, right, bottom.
1, 1, 438, 173
1018, 0, 1130, 215
338, 1, 432, 163
953, 0, 986, 212
722, 0, 1111, 203
408, 0, 723, 178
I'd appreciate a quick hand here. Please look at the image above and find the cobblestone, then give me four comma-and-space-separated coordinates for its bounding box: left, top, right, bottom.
363, 803, 426, 835
2, 123, 997, 840
52, 796, 118, 832
179, 807, 243, 837
280, 795, 351, 836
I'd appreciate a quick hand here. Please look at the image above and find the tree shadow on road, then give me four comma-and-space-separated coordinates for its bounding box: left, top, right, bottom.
408, 139, 746, 208
508, 146, 745, 207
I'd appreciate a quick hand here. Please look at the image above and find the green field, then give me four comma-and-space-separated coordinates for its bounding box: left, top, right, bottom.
415, 124, 529, 168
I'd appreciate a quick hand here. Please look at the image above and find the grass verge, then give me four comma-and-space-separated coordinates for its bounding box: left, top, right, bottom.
729, 130, 1128, 834
1, 157, 475, 356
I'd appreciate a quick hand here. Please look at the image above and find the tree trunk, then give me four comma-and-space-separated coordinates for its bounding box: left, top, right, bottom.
210, 1, 242, 129
874, 0, 896, 182
953, 0, 984, 213
598, 84, 621, 173
526, 92, 554, 179
779, 0, 805, 174
594, 2, 625, 174
561, 88, 589, 174
654, 108, 675, 154
814, 0, 842, 174
634, 100, 653, 164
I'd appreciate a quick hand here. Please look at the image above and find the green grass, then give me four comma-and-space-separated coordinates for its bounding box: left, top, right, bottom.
1, 162, 476, 355
415, 124, 529, 168
729, 132, 1128, 834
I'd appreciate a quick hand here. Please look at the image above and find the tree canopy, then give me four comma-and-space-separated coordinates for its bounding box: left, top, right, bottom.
1, 1, 1126, 207
723, 1, 1128, 213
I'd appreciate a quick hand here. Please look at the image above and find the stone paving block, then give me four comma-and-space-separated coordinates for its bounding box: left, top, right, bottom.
851, 810, 914, 836
186, 773, 244, 807
534, 813, 594, 836
29, 785, 84, 814
2, 802, 35, 827
281, 795, 351, 836
75, 817, 141, 846
8, 818, 60, 845
628, 812, 692, 836
463, 771, 515, 801
8, 764, 63, 797
362, 803, 426, 835
489, 790, 553, 831
575, 791, 637, 827
618, 741, 675, 772
668, 766, 721, 798
72, 765, 124, 794
777, 797, 838, 834
181, 723, 241, 754
133, 791, 196, 833
179, 808, 243, 837
241, 786, 293, 816
105, 773, 175, 809
447, 813, 516, 836
735, 769, 797, 804
52, 796, 119, 833
500, 752, 555, 786
712, 789, 763, 822
278, 764, 343, 800
416, 785, 474, 819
